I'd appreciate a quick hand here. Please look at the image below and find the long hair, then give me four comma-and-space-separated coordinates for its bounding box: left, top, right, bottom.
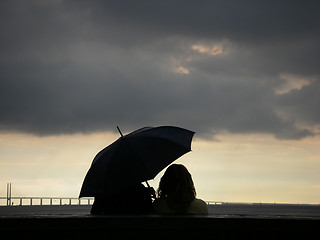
157, 164, 196, 213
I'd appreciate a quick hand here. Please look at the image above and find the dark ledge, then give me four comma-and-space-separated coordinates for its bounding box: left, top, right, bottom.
0, 215, 319, 239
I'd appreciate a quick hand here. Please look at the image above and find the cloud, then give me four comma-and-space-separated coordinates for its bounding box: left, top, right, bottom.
192, 44, 225, 56
0, 0, 319, 139
275, 74, 315, 95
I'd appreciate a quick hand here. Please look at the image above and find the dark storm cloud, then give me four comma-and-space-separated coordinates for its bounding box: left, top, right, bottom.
0, 0, 319, 139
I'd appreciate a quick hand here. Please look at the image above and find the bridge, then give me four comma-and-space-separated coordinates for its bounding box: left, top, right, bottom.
0, 196, 93, 206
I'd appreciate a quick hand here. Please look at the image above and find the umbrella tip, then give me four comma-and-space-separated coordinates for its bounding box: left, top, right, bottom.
116, 126, 124, 138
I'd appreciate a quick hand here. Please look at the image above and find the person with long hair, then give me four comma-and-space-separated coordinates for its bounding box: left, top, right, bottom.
152, 164, 208, 215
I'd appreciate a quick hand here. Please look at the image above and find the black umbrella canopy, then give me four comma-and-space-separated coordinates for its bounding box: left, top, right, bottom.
80, 126, 195, 197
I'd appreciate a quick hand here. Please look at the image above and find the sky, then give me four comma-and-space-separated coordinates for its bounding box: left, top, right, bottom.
0, 0, 319, 204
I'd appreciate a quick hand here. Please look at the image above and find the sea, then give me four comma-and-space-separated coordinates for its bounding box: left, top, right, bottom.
1, 203, 320, 219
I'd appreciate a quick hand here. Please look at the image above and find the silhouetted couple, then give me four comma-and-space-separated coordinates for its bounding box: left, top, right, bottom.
91, 164, 208, 215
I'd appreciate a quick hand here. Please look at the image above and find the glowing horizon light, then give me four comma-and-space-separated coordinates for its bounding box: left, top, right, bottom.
0, 132, 319, 204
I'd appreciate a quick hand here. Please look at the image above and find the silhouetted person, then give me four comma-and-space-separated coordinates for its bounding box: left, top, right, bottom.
91, 183, 153, 215
152, 164, 208, 215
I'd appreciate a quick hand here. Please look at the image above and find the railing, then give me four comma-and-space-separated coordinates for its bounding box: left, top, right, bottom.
206, 201, 224, 205
0, 197, 93, 206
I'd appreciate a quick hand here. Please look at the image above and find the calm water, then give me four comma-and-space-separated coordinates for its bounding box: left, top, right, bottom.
1, 203, 320, 218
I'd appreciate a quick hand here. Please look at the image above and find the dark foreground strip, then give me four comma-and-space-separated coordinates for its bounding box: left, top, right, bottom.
0, 215, 319, 239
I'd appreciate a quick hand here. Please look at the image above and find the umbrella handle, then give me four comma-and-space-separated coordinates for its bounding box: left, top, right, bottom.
145, 181, 156, 199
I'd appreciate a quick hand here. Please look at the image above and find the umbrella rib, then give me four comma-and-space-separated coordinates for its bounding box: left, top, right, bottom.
128, 135, 193, 151
124, 136, 193, 181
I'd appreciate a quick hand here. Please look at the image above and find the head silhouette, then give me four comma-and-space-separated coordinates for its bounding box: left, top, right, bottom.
157, 164, 196, 213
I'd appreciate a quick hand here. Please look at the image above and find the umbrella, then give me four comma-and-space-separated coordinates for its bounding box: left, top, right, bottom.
79, 126, 195, 197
